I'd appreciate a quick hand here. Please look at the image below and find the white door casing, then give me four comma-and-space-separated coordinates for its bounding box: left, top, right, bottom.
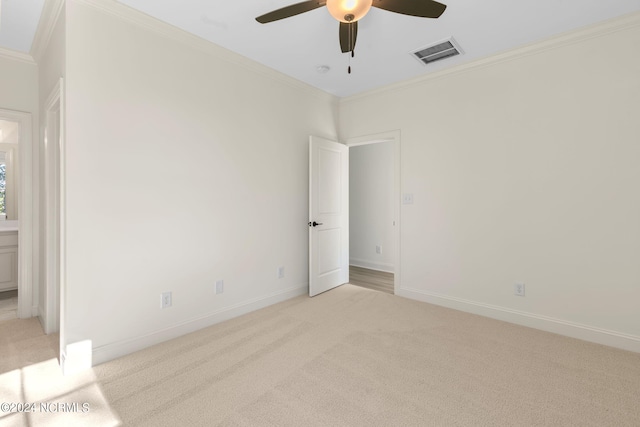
309, 136, 349, 297
44, 79, 63, 335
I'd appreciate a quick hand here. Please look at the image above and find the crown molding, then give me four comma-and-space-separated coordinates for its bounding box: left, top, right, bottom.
30, 0, 65, 63
0, 46, 36, 65
74, 0, 337, 104
341, 10, 640, 104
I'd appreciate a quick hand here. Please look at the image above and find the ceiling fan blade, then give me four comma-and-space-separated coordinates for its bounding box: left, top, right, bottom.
372, 0, 446, 19
339, 21, 358, 53
256, 1, 326, 24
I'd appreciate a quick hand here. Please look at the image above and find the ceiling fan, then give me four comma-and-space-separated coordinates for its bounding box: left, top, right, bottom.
256, 0, 447, 62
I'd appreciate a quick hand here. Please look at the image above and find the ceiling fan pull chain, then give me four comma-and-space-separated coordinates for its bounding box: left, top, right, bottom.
348, 22, 353, 74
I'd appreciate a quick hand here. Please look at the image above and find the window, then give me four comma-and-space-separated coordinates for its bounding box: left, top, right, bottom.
0, 153, 5, 218
0, 119, 19, 220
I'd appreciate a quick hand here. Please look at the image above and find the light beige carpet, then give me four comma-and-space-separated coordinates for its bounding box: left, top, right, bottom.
1, 285, 640, 426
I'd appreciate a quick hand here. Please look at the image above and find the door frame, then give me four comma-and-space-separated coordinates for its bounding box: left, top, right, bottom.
346, 130, 401, 294
0, 108, 34, 318
43, 78, 64, 335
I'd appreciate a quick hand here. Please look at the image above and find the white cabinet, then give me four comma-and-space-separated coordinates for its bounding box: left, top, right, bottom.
0, 231, 18, 292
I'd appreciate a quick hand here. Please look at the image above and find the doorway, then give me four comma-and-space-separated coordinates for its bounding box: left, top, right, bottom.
0, 109, 34, 321
0, 119, 20, 320
347, 131, 400, 294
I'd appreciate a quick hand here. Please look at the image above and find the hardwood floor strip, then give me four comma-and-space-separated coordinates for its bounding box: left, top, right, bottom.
349, 266, 394, 294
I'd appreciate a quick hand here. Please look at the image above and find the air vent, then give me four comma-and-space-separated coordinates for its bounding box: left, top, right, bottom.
411, 38, 462, 66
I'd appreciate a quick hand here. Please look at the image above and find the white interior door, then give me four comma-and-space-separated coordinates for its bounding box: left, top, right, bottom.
309, 136, 349, 297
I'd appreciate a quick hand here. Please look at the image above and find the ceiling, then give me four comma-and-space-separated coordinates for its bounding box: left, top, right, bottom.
1, 0, 640, 97
0, 0, 45, 52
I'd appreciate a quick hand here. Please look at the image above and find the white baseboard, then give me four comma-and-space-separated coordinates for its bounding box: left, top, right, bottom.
92, 285, 307, 366
349, 258, 394, 273
399, 286, 640, 354
62, 340, 92, 376
37, 306, 45, 330
16, 303, 39, 319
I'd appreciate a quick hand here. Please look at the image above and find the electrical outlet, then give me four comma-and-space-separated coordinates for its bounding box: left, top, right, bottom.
514, 283, 525, 297
215, 280, 224, 295
402, 193, 414, 205
277, 266, 285, 279
161, 291, 172, 308
376, 245, 382, 254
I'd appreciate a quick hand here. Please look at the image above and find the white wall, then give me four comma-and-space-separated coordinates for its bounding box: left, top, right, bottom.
349, 142, 394, 272
37, 1, 66, 329
0, 54, 38, 115
339, 14, 640, 351
64, 0, 338, 364
38, 5, 66, 104
0, 120, 20, 144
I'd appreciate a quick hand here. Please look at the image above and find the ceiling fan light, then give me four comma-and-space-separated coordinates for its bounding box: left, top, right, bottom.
326, 0, 373, 23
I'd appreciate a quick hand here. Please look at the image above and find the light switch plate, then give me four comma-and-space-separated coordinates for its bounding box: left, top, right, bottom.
161, 292, 172, 308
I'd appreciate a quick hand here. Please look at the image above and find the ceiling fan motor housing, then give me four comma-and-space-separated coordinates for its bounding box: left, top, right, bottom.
326, 0, 373, 23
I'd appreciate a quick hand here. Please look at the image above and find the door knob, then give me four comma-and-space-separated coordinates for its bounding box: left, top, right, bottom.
308, 221, 323, 227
